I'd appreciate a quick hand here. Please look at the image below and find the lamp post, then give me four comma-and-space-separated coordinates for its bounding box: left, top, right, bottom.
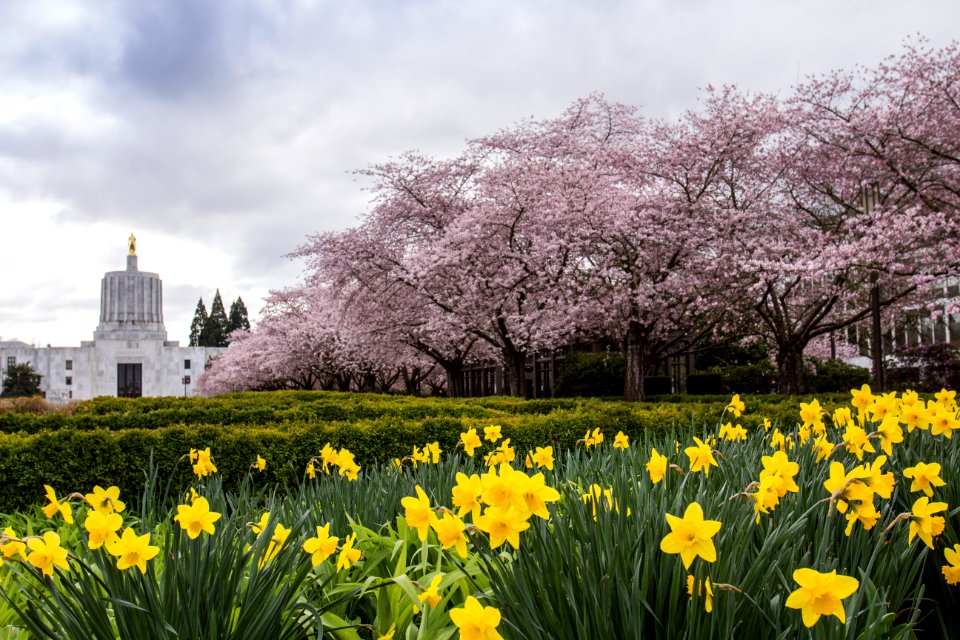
181, 375, 190, 397
862, 183, 885, 392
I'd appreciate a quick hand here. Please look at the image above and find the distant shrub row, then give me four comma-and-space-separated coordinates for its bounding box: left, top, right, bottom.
0, 391, 834, 512
0, 390, 845, 435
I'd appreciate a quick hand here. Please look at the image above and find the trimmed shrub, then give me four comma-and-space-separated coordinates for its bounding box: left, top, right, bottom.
687, 373, 723, 395
554, 351, 625, 397
803, 357, 871, 393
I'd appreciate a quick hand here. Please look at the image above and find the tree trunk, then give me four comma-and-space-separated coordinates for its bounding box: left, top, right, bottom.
402, 366, 421, 395
623, 325, 655, 402
443, 362, 465, 398
502, 347, 528, 398
776, 342, 806, 395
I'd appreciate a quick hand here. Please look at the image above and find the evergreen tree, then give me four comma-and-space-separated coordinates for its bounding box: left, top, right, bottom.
1, 362, 43, 398
189, 298, 208, 347
201, 289, 230, 347
227, 296, 251, 340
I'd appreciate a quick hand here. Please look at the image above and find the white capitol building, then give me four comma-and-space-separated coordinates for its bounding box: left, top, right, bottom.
0, 237, 225, 401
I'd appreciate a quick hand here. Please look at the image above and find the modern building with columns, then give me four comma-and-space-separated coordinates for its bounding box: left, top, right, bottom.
0, 238, 225, 401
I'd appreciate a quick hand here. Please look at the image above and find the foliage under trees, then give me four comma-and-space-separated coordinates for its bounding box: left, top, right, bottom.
1, 362, 43, 398
200, 39, 960, 398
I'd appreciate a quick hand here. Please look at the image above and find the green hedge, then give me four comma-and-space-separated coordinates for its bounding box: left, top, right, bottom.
0, 390, 847, 435
0, 391, 832, 513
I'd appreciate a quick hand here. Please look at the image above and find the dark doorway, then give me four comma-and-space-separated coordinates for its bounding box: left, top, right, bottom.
117, 363, 142, 398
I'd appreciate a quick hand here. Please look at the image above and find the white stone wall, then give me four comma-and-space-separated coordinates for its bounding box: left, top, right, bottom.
0, 341, 225, 401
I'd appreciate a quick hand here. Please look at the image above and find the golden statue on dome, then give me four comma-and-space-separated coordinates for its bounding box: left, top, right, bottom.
128, 233, 137, 256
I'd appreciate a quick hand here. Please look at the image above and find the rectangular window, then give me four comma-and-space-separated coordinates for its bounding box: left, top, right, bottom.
184, 359, 191, 370
5, 356, 14, 368
65, 359, 73, 370
66, 376, 73, 386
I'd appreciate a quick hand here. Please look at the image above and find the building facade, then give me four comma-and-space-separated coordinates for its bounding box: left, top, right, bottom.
0, 242, 225, 401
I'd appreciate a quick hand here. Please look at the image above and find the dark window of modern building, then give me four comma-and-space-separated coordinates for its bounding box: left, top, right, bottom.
184, 359, 191, 370
5, 356, 14, 368
66, 376, 73, 386
65, 359, 73, 370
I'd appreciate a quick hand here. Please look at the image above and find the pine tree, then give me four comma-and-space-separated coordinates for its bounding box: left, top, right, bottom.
227, 296, 251, 341
1, 363, 43, 398
189, 298, 208, 347
201, 289, 230, 347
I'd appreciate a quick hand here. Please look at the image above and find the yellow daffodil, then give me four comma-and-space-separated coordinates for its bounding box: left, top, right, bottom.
909, 497, 948, 549
305, 461, 316, 480
943, 544, 960, 585
518, 472, 560, 520
646, 448, 668, 484
251, 512, 290, 566
799, 399, 824, 429
484, 425, 502, 443
192, 447, 217, 477
823, 462, 873, 514
480, 464, 527, 512
750, 475, 782, 522
376, 623, 396, 640
935, 388, 956, 406
861, 456, 894, 500
174, 496, 222, 539
686, 574, 714, 612
253, 455, 267, 472
613, 431, 629, 449
660, 502, 721, 569
759, 451, 800, 498
1, 527, 27, 564
475, 505, 530, 550
583, 428, 604, 448
85, 485, 125, 516
452, 472, 484, 520
401, 485, 438, 542
903, 462, 947, 497
461, 428, 482, 457
319, 443, 339, 471
336, 448, 361, 481
841, 425, 875, 461
876, 416, 904, 455
302, 523, 339, 566
851, 384, 873, 411
336, 533, 361, 571
431, 512, 469, 558
530, 446, 554, 470
685, 437, 718, 476
417, 574, 443, 609
843, 500, 880, 537
727, 394, 745, 418
41, 485, 74, 524
832, 407, 852, 428
930, 406, 958, 439
719, 422, 747, 442
84, 510, 123, 549
449, 595, 503, 640
899, 402, 929, 432
106, 527, 159, 574
26, 531, 69, 576
785, 568, 859, 627
812, 434, 834, 463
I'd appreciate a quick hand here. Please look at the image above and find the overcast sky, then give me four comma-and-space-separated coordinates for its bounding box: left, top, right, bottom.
1, 0, 958, 347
